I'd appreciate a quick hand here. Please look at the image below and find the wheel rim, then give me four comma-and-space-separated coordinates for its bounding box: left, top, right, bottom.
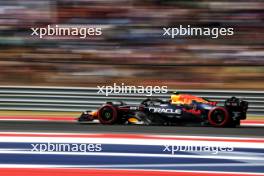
211, 110, 225, 124
101, 107, 113, 121
208, 107, 229, 127
98, 105, 117, 124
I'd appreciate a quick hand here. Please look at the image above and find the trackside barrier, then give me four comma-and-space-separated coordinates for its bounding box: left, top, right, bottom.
0, 86, 263, 115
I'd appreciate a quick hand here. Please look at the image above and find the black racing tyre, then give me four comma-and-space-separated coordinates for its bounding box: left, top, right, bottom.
208, 107, 230, 127
98, 105, 118, 124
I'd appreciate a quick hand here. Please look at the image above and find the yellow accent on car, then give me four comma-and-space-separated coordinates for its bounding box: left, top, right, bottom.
171, 94, 181, 104
128, 118, 138, 123
89, 111, 98, 118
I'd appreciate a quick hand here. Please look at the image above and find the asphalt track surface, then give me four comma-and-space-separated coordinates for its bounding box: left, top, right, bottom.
0, 121, 263, 137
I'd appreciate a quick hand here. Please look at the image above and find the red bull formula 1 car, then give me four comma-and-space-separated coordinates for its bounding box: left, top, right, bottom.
78, 92, 248, 127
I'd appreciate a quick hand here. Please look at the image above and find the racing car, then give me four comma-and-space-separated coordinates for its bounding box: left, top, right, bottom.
78, 92, 248, 127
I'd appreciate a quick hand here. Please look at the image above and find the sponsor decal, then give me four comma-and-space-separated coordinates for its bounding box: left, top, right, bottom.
183, 108, 202, 115
149, 107, 182, 114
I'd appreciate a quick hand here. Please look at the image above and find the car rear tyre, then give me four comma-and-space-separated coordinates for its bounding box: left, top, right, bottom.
98, 105, 118, 124
208, 107, 229, 127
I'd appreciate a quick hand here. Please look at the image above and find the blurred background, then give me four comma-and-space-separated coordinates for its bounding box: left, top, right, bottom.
0, 0, 263, 90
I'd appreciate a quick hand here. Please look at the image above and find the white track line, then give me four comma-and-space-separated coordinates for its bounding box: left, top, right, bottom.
0, 151, 262, 161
